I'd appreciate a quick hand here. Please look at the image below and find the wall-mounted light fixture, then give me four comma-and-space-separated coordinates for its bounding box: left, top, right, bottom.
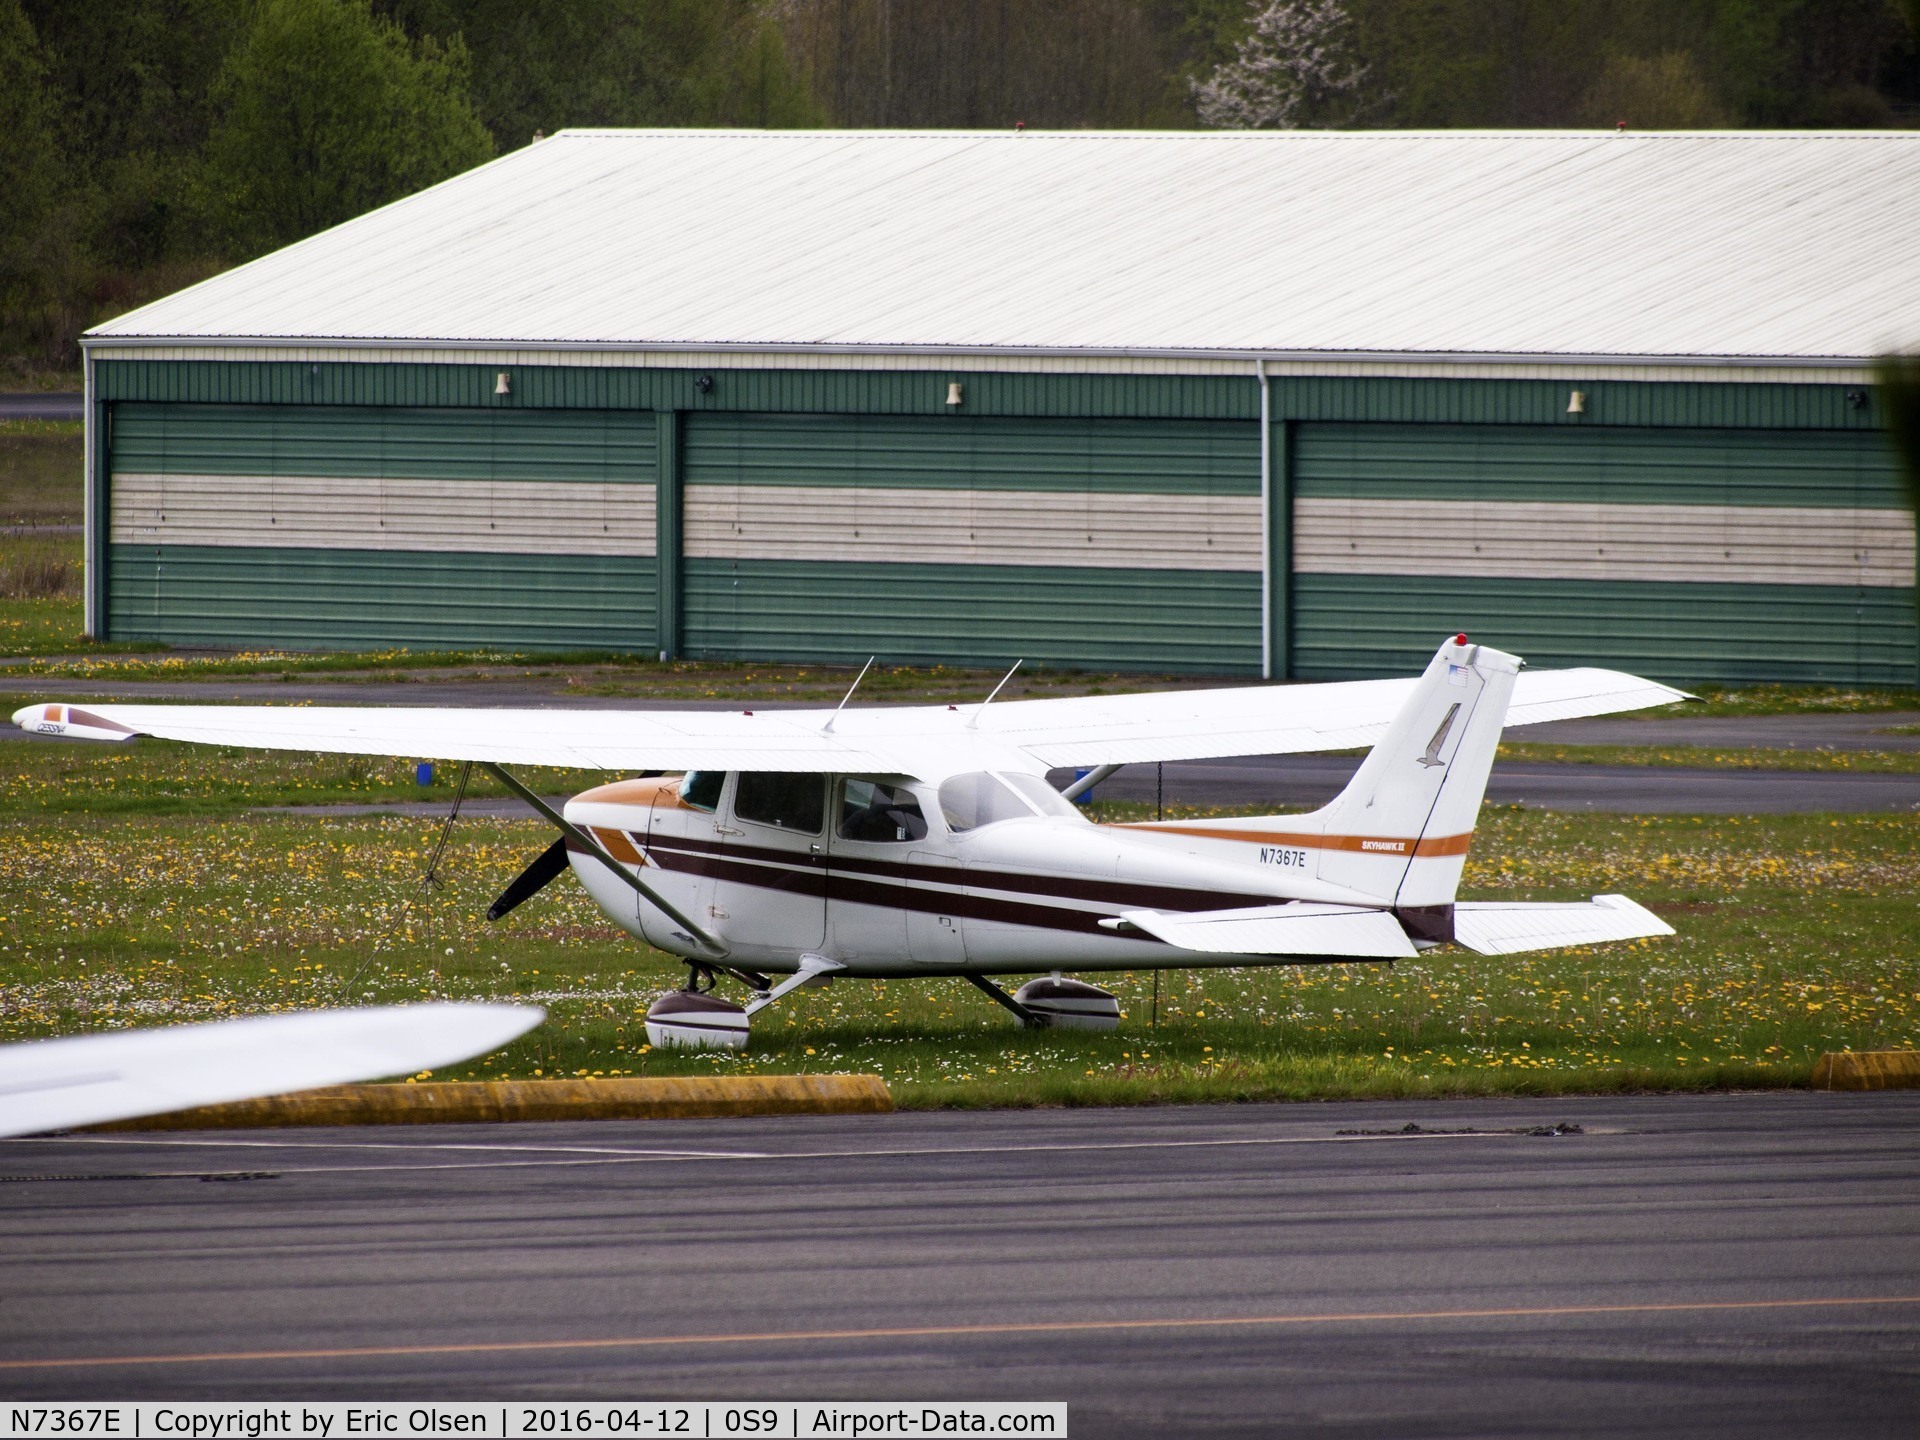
695, 374, 714, 394
946, 381, 965, 407
494, 371, 511, 396
1845, 389, 1869, 410
1567, 389, 1586, 415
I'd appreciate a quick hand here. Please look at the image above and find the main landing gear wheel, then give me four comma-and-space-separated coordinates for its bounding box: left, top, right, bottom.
965, 974, 1122, 1031
1014, 977, 1122, 1032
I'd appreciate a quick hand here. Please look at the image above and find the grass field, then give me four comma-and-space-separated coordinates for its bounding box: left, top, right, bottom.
2, 735, 1914, 1105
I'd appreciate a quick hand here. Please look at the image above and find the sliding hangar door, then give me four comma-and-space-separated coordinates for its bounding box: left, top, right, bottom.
1290, 421, 1914, 685
99, 385, 1914, 685
677, 412, 1259, 672
106, 403, 660, 651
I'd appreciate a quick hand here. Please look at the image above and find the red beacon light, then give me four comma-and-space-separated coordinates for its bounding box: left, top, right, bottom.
1453, 633, 1468, 644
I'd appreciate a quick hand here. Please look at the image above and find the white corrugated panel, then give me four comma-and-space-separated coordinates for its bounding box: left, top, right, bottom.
110, 474, 657, 557
86, 131, 1920, 362
684, 486, 1261, 570
1294, 498, 1916, 588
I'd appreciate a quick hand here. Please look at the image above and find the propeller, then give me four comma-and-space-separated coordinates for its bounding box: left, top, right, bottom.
487, 836, 570, 922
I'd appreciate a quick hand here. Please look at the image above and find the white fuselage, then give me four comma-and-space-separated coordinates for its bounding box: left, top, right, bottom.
562, 772, 1403, 978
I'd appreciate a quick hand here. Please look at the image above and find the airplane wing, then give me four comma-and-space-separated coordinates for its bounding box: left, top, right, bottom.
0, 1003, 543, 1139
11, 662, 1688, 780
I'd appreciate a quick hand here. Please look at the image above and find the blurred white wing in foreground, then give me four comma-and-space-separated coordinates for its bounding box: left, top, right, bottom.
0, 1003, 544, 1139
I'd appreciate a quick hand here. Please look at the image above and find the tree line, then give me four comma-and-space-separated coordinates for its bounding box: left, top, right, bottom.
3, 0, 1915, 375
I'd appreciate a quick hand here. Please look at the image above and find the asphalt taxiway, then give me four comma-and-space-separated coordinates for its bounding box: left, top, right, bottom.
0, 391, 82, 422
3, 1092, 1917, 1437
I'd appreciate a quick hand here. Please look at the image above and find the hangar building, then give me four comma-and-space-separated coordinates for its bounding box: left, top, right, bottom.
82, 130, 1919, 684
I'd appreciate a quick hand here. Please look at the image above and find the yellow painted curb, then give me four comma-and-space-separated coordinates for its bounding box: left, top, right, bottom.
1811, 1051, 1920, 1091
88, 1074, 893, 1130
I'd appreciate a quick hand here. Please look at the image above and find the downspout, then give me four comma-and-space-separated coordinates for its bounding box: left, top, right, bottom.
1257, 357, 1271, 681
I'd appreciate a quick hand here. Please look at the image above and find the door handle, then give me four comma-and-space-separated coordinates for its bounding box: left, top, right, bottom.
715, 825, 744, 837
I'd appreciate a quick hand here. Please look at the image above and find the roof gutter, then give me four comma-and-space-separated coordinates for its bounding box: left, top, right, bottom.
77, 334, 1873, 371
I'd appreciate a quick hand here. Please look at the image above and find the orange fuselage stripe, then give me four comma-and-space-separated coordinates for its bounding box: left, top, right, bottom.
589, 826, 645, 864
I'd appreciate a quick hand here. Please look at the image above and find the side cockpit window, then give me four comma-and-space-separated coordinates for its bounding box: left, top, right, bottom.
735, 772, 826, 834
678, 770, 725, 813
838, 779, 927, 842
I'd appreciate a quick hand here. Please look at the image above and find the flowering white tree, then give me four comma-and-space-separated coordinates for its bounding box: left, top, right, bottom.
1193, 0, 1375, 130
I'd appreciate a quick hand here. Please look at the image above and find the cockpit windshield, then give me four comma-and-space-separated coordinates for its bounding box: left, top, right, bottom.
938, 771, 1086, 832
1001, 771, 1086, 820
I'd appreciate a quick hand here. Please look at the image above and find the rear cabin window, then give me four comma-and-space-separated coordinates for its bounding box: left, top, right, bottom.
838, 779, 927, 842
678, 771, 725, 812
734, 772, 826, 834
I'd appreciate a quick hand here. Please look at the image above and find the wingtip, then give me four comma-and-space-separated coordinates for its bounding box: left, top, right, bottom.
11, 702, 141, 742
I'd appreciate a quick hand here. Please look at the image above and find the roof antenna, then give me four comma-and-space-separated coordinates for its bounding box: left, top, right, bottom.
967, 659, 1023, 729
822, 655, 877, 733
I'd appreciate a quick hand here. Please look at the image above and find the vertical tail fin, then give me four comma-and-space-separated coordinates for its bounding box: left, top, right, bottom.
1307, 635, 1521, 926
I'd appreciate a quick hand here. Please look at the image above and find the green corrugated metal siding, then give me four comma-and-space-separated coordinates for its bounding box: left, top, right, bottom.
94, 360, 1883, 430
96, 361, 1257, 420
1293, 574, 1916, 685
684, 559, 1259, 673
1294, 423, 1904, 506
683, 413, 1258, 493
112, 404, 656, 483
108, 546, 657, 651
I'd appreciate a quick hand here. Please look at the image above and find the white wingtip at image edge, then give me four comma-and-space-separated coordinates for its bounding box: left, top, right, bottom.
0, 1002, 546, 1139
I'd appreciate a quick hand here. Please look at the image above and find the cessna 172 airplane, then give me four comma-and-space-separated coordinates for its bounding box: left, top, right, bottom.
16, 635, 1685, 1049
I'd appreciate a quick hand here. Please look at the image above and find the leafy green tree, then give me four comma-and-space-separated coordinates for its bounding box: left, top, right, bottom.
0, 0, 76, 365
379, 0, 822, 145
203, 0, 494, 259
1577, 51, 1732, 128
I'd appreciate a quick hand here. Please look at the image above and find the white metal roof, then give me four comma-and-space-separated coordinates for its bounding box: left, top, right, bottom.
87, 129, 1920, 365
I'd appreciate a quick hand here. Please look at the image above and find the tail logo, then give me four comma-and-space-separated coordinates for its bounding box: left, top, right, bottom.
1417, 703, 1461, 769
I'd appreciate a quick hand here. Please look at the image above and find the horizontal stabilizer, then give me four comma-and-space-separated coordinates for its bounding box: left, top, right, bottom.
1452, 894, 1673, 956
1114, 902, 1418, 959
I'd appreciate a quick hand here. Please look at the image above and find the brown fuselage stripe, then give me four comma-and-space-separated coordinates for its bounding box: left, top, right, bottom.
3, 1296, 1912, 1371
1116, 824, 1474, 858
639, 831, 1280, 913
637, 839, 1160, 941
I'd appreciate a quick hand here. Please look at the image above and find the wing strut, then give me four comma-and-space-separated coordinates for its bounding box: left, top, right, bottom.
1060, 762, 1121, 801
480, 762, 728, 957
963, 973, 1043, 1028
